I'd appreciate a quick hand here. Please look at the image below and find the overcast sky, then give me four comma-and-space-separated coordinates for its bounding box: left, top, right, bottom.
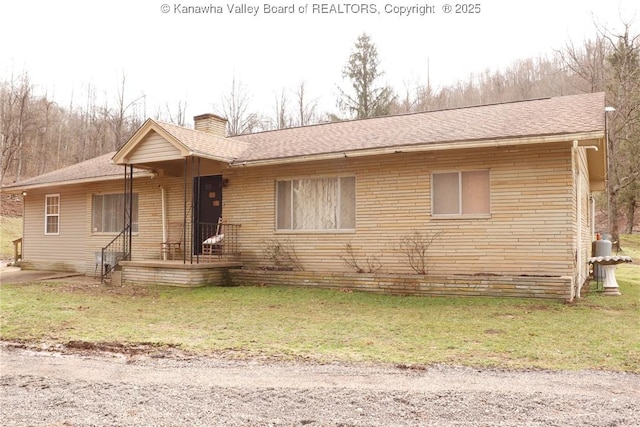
2, 0, 638, 121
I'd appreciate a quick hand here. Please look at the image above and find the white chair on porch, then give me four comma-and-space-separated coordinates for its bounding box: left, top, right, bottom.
202, 217, 224, 260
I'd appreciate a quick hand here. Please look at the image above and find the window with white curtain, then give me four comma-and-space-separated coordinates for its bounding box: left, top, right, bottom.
276, 177, 356, 231
432, 170, 490, 216
92, 193, 139, 233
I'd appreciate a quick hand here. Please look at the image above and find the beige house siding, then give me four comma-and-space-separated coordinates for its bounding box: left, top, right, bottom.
85, 175, 189, 268
575, 147, 593, 294
126, 131, 183, 163
22, 186, 88, 272
21, 174, 189, 274
18, 141, 580, 292
222, 142, 575, 279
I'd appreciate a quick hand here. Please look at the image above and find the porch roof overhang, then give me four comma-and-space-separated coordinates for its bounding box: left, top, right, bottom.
111, 119, 243, 168
112, 119, 191, 165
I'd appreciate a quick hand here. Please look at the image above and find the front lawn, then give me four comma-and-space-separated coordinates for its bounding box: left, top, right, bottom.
2, 236, 638, 372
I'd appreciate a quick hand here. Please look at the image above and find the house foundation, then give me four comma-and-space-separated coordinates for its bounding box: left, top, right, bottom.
120, 260, 242, 287
228, 269, 574, 301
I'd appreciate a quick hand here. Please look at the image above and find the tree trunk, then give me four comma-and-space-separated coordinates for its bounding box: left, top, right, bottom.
625, 197, 636, 234
608, 189, 620, 252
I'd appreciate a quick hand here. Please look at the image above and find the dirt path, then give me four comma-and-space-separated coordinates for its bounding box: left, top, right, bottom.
1, 343, 639, 426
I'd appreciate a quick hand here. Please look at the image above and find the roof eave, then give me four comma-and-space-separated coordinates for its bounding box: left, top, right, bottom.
187, 151, 235, 164
0, 171, 153, 193
232, 131, 605, 168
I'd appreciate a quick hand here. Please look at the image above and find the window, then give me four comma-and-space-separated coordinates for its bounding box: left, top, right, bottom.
276, 177, 356, 231
92, 193, 139, 233
44, 194, 60, 235
432, 170, 490, 216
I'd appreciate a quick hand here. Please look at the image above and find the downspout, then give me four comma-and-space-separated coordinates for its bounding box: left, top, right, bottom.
573, 140, 582, 300
160, 185, 167, 260
590, 195, 596, 241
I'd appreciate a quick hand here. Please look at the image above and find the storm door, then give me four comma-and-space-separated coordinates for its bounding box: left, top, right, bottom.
193, 175, 223, 254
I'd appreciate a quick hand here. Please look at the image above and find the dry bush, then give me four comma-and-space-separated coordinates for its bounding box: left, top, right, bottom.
340, 242, 382, 273
397, 230, 442, 275
261, 238, 304, 271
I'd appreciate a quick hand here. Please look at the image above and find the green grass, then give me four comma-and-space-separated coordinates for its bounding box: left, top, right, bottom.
1, 234, 638, 372
0, 216, 22, 257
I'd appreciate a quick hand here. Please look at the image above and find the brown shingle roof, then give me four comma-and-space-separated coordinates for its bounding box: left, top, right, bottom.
2, 152, 150, 190
3, 92, 605, 190
232, 92, 605, 162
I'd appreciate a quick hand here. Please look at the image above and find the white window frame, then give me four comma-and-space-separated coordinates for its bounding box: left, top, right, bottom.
431, 170, 491, 218
275, 176, 356, 232
44, 194, 60, 235
92, 192, 139, 234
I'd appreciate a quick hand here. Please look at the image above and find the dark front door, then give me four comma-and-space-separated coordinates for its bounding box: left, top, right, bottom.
193, 175, 223, 254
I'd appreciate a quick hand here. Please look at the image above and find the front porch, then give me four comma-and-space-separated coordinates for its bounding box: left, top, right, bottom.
117, 259, 243, 287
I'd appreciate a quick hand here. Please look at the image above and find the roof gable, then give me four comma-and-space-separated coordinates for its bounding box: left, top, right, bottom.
112, 119, 250, 165
126, 129, 184, 163
112, 119, 190, 164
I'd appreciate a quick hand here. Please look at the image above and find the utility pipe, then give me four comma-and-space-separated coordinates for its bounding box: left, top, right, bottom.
573, 140, 583, 299
160, 185, 167, 260
591, 195, 596, 241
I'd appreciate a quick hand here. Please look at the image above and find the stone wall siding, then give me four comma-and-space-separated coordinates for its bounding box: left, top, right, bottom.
229, 269, 574, 301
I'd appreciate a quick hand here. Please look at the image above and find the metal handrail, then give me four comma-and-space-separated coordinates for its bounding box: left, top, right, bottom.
100, 224, 131, 283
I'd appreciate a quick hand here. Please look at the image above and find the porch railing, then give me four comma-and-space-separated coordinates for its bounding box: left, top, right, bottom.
196, 222, 241, 258
99, 224, 131, 283
12, 237, 22, 263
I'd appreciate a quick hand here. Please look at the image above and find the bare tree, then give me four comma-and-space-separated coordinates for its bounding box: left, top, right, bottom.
557, 37, 608, 93
0, 72, 36, 183
272, 88, 289, 130
294, 81, 318, 126
217, 75, 262, 136
602, 23, 640, 245
156, 100, 188, 126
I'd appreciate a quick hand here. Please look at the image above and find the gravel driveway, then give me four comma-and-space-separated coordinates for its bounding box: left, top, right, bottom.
1, 342, 639, 426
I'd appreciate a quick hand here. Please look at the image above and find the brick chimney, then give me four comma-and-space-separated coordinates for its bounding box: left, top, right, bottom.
193, 113, 228, 137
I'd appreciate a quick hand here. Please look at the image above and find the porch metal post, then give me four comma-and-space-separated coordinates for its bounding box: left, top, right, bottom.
196, 157, 201, 264
183, 157, 188, 264
190, 156, 197, 265
128, 164, 133, 259
123, 165, 128, 259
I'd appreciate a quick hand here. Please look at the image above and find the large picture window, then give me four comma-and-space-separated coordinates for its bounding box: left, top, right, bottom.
92, 193, 139, 233
432, 170, 490, 216
44, 194, 60, 235
276, 177, 356, 231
